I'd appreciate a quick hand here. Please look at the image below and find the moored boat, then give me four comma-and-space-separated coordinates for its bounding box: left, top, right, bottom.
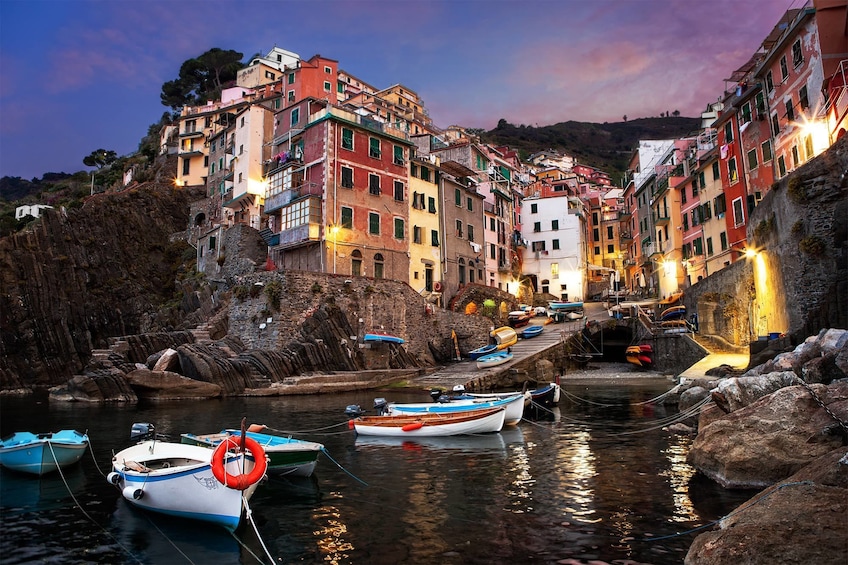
108, 423, 266, 532
181, 426, 323, 477
0, 429, 89, 476
519, 325, 544, 339
526, 382, 561, 417
382, 393, 525, 426
476, 350, 513, 369
350, 407, 506, 437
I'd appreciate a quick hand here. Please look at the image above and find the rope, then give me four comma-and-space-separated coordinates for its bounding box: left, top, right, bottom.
320, 447, 369, 486
230, 495, 275, 565
85, 433, 109, 479
642, 480, 815, 542
47, 442, 146, 564
260, 421, 352, 435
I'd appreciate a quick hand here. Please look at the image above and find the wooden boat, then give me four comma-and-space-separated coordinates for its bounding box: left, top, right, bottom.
525, 382, 562, 418
658, 305, 686, 321
507, 310, 532, 328
363, 332, 405, 344
468, 344, 498, 360
0, 429, 89, 476
490, 326, 517, 350
520, 325, 544, 339
476, 350, 513, 369
108, 423, 266, 532
351, 407, 506, 437
625, 344, 653, 367
181, 427, 323, 477
384, 393, 526, 426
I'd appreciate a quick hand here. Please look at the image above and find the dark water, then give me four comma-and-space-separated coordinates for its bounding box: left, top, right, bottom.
0, 372, 756, 564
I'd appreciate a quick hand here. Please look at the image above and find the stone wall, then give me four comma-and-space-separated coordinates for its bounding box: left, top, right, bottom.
683, 260, 754, 346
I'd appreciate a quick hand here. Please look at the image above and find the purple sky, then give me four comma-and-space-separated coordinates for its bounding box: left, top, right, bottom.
0, 0, 794, 181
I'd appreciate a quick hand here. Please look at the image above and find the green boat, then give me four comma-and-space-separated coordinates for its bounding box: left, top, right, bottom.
181, 429, 323, 477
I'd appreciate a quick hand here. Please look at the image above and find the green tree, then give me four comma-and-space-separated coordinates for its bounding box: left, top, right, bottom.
83, 149, 117, 169
160, 48, 245, 111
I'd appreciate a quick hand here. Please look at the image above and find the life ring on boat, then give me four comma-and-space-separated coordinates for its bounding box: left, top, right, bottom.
210, 436, 267, 490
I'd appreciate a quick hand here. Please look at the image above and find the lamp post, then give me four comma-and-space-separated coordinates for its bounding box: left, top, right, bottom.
329, 225, 340, 274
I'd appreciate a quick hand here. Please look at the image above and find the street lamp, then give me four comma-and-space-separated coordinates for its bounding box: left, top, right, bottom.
329, 225, 340, 274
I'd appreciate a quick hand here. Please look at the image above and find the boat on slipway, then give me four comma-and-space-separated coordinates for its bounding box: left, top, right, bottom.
519, 325, 544, 339
476, 350, 513, 369
490, 326, 518, 350
363, 332, 405, 344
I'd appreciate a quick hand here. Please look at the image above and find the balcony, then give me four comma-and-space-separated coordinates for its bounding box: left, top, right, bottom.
618, 209, 632, 220
265, 183, 321, 214
619, 232, 633, 242
272, 222, 322, 249
179, 129, 204, 139
497, 261, 511, 274
654, 212, 670, 227
179, 147, 204, 157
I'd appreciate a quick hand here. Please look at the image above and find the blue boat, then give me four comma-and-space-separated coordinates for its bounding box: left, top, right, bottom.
476, 351, 514, 369
0, 430, 89, 476
468, 344, 497, 360
363, 332, 405, 344
520, 325, 544, 339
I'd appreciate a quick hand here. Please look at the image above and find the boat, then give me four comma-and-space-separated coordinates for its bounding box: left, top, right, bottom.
381, 393, 526, 426
181, 426, 323, 477
507, 310, 532, 328
476, 350, 513, 369
0, 429, 89, 476
490, 326, 517, 350
658, 305, 686, 321
363, 332, 405, 344
108, 423, 266, 532
350, 407, 506, 437
519, 325, 544, 339
548, 301, 584, 312
527, 382, 561, 411
625, 344, 654, 367
467, 344, 498, 360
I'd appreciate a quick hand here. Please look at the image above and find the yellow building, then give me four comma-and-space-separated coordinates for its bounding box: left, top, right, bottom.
408, 155, 442, 293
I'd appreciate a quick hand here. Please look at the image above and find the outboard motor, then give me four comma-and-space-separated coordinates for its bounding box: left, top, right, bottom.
344, 404, 365, 417
429, 389, 443, 403
373, 398, 388, 415
130, 423, 155, 442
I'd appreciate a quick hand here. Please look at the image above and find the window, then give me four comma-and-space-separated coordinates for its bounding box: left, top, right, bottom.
592, 212, 599, 225
747, 148, 758, 170
534, 222, 541, 233
607, 244, 614, 254
755, 91, 766, 117
374, 253, 384, 279
714, 193, 727, 216
290, 108, 300, 126
420, 166, 431, 182
778, 155, 787, 177
341, 128, 353, 150
694, 237, 703, 255
240, 116, 245, 127
393, 145, 404, 166
393, 180, 404, 201
394, 218, 404, 240
805, 134, 814, 161
410, 163, 418, 178
489, 243, 496, 259
341, 166, 354, 188
691, 209, 700, 227
724, 122, 734, 143
785, 98, 795, 122
467, 224, 474, 242
323, 81, 331, 92
369, 212, 380, 235
792, 39, 803, 67
274, 98, 281, 110
467, 197, 473, 211
607, 226, 613, 239
341, 206, 353, 229
799, 85, 809, 110
741, 102, 752, 124
681, 187, 687, 204
324, 66, 332, 74
210, 162, 216, 174
182, 158, 190, 175
552, 219, 559, 231
369, 138, 381, 159
265, 70, 275, 80
779, 55, 788, 81
531, 241, 546, 252
552, 239, 560, 250
531, 203, 538, 213
762, 140, 773, 163
428, 197, 436, 213
720, 231, 728, 251
455, 188, 462, 206
288, 90, 295, 102
337, 81, 345, 93
413, 225, 422, 244
765, 70, 774, 93
594, 246, 600, 255
412, 192, 425, 210
288, 73, 295, 84
771, 113, 780, 137
682, 213, 689, 231
551, 263, 559, 278
369, 174, 381, 195
732, 196, 745, 227
707, 237, 714, 256
431, 230, 439, 247
728, 157, 738, 184
351, 250, 362, 276
792, 145, 800, 167
455, 219, 463, 238
593, 228, 599, 240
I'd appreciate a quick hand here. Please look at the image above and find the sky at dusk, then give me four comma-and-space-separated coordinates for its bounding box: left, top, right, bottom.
0, 0, 797, 181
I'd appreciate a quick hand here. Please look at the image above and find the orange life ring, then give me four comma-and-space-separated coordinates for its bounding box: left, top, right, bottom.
210, 436, 267, 490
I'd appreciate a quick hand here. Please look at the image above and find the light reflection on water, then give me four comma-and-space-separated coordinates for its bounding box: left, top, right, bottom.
1, 374, 756, 564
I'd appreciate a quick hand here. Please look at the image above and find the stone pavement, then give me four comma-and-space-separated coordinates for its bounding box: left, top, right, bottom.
677, 351, 750, 382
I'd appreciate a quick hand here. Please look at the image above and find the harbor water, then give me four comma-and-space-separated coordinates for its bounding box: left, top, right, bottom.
0, 364, 756, 564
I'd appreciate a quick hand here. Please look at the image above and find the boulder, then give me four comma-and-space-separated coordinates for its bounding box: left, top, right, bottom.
687, 381, 848, 488
710, 371, 799, 413
152, 348, 180, 372
685, 447, 848, 565
125, 368, 222, 400
48, 370, 137, 402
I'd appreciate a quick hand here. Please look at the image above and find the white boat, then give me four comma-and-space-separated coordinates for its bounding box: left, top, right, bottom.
384, 393, 526, 426
0, 429, 89, 476
108, 424, 266, 532
476, 350, 513, 369
351, 407, 506, 437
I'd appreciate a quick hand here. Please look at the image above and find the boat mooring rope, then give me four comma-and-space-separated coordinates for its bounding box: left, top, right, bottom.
261, 420, 352, 435
641, 480, 815, 542
231, 495, 275, 565
320, 447, 369, 486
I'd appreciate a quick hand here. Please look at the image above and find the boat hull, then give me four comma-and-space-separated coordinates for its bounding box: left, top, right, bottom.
476, 351, 513, 369
110, 441, 260, 531
353, 408, 506, 437
0, 430, 88, 476
490, 326, 518, 350
388, 394, 525, 426
363, 333, 405, 344
520, 325, 544, 339
468, 344, 497, 360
